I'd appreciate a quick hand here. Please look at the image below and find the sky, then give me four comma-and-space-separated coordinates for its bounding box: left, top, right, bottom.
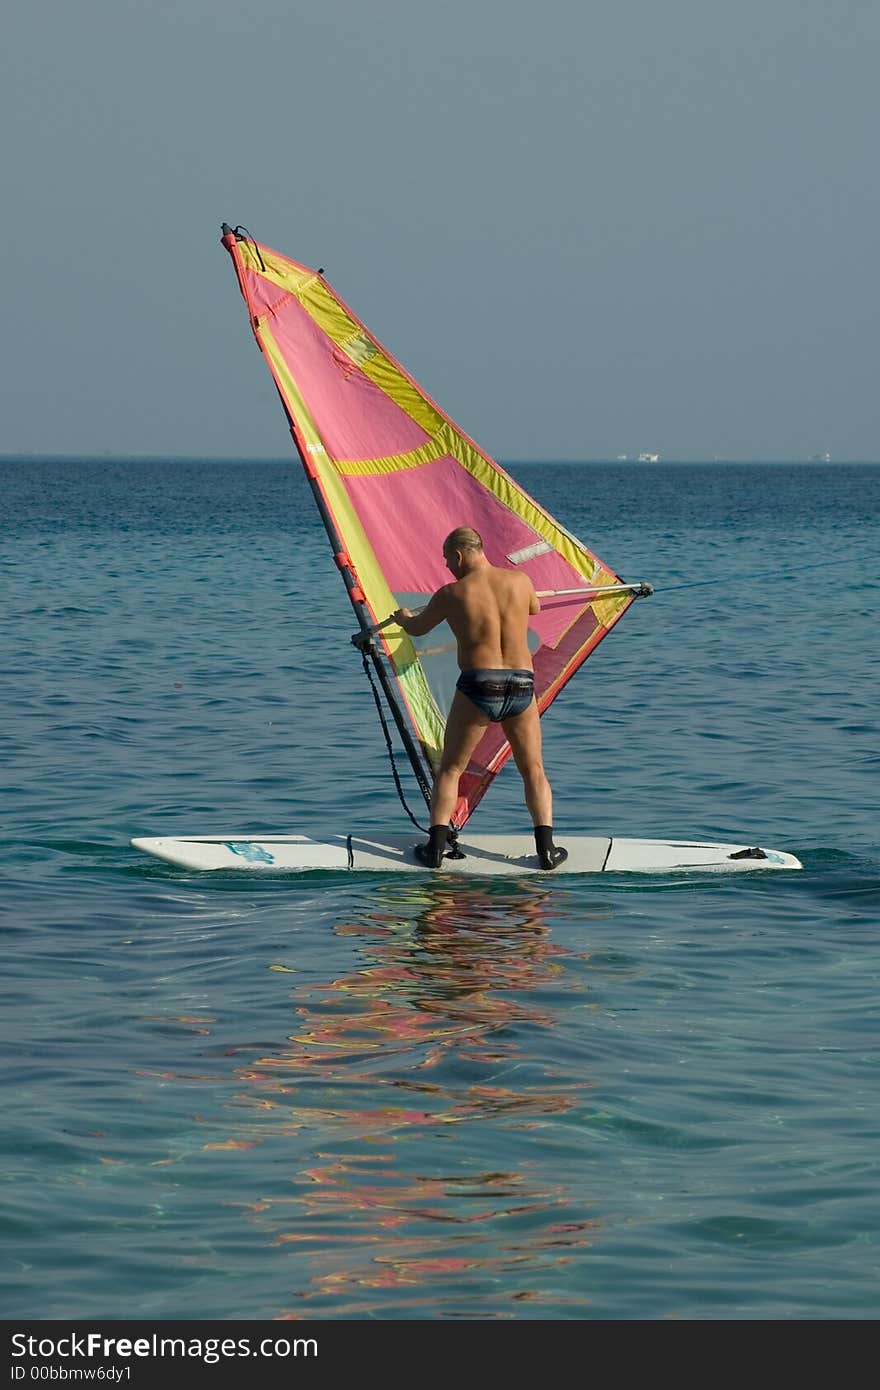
1, 0, 877, 461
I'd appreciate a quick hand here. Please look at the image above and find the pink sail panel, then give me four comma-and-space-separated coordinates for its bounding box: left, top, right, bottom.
342, 455, 599, 651
243, 268, 431, 462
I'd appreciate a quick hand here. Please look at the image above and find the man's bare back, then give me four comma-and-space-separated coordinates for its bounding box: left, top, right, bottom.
407, 563, 538, 671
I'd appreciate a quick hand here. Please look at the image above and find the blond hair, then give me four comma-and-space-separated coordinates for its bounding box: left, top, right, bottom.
443, 527, 483, 554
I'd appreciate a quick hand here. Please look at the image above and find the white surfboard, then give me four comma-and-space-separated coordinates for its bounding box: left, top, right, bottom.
130, 832, 802, 875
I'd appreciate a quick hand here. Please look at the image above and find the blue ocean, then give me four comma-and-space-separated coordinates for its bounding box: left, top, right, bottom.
2, 458, 878, 1321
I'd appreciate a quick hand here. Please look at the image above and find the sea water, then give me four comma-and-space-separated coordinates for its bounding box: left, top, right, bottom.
1, 458, 877, 1320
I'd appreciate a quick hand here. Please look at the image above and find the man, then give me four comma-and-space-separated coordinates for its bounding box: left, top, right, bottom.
393, 526, 567, 871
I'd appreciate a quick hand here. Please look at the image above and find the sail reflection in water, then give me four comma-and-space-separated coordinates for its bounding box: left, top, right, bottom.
230, 882, 605, 1316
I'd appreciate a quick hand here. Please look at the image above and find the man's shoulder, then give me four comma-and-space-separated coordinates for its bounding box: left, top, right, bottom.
490, 564, 531, 589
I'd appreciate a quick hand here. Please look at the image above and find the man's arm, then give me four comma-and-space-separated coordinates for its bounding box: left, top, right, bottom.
527, 579, 541, 616
393, 587, 450, 637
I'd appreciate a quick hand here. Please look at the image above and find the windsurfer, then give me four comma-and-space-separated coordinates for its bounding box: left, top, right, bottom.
394, 527, 568, 870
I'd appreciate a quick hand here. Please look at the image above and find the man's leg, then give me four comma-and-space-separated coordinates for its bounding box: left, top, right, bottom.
431, 690, 490, 824
416, 691, 489, 866
502, 701, 551, 825
502, 702, 567, 870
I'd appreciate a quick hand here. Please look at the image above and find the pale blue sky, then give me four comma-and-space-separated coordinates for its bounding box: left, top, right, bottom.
2, 0, 876, 460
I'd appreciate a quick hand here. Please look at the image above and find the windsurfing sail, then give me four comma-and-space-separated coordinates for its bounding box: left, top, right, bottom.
220, 224, 650, 830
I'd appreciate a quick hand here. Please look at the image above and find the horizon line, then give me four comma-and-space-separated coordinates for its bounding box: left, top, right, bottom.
2, 453, 878, 466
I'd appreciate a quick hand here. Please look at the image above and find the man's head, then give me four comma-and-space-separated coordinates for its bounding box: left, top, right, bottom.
442, 527, 484, 576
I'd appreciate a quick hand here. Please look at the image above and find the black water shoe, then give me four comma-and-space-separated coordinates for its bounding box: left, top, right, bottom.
534, 825, 568, 871
415, 823, 449, 869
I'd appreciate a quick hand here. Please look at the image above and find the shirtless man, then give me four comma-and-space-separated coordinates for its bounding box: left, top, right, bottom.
393, 526, 567, 871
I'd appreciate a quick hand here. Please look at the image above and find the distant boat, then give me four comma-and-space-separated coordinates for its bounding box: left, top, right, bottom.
810, 452, 831, 463
638, 452, 659, 463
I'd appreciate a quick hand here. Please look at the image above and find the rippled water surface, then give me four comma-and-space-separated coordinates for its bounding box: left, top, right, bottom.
2, 459, 878, 1319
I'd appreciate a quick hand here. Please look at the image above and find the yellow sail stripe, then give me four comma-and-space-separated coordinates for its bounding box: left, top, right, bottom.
297, 278, 445, 437
237, 241, 316, 297
333, 422, 458, 476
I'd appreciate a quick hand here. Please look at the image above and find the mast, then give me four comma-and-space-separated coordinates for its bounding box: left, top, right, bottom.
220, 225, 434, 811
